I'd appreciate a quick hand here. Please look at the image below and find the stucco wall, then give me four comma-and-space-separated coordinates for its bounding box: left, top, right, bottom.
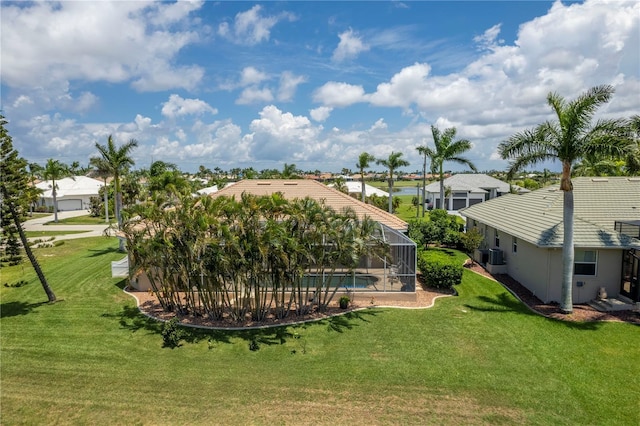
466, 219, 624, 304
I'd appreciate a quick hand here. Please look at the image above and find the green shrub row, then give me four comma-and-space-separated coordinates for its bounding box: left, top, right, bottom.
417, 251, 463, 289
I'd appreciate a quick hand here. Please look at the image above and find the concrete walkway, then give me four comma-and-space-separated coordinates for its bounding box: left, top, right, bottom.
23, 210, 114, 242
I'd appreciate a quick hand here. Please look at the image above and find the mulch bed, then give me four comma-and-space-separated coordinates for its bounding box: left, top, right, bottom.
464, 261, 640, 325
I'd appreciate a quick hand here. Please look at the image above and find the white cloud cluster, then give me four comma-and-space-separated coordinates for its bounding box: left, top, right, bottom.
332, 28, 370, 62
217, 5, 296, 45
1, 1, 204, 91
2, 0, 638, 173
161, 95, 218, 119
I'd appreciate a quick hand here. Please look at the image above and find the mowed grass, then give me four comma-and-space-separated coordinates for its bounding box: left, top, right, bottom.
45, 215, 111, 225
1, 238, 639, 425
24, 230, 91, 238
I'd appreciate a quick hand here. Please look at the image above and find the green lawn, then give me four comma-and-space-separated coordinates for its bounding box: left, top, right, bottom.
45, 215, 111, 225
1, 238, 639, 425
25, 230, 91, 238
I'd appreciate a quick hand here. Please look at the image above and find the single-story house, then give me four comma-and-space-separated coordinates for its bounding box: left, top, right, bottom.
460, 177, 640, 305
36, 176, 104, 211
211, 179, 416, 291
424, 173, 529, 211
329, 181, 389, 198
121, 179, 417, 301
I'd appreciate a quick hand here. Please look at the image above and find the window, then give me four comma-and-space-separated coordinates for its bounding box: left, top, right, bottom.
574, 250, 597, 275
512, 237, 518, 253
494, 230, 500, 247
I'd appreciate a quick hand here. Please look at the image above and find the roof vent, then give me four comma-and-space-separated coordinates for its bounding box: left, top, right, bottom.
257, 183, 272, 186
628, 177, 640, 182
591, 178, 608, 182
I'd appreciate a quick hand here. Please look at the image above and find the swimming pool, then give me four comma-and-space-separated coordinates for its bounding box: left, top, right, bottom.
301, 274, 379, 289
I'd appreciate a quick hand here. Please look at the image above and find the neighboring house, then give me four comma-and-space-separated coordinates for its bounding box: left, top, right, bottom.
460, 177, 640, 305
329, 181, 389, 198
36, 176, 103, 211
210, 179, 416, 291
121, 179, 417, 299
424, 173, 529, 211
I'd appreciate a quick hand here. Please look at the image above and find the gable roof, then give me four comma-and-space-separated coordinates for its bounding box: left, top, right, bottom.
330, 181, 389, 197
424, 173, 528, 194
36, 176, 103, 198
460, 177, 640, 249
210, 179, 408, 231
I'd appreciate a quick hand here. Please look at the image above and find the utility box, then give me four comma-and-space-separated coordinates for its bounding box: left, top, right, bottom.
489, 248, 504, 265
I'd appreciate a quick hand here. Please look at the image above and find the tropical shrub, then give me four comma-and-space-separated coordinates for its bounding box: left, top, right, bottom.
417, 250, 463, 289
161, 318, 183, 348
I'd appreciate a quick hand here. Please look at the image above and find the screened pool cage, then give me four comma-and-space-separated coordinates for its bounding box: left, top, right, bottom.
325, 223, 417, 292
119, 223, 417, 293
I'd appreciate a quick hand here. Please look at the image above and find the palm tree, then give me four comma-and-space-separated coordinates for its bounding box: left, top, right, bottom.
416, 142, 434, 217
42, 159, 71, 223
498, 85, 629, 313
376, 151, 409, 213
94, 135, 138, 250
429, 125, 477, 210
624, 115, 640, 175
27, 162, 43, 216
280, 163, 298, 179
89, 156, 112, 223
356, 152, 375, 202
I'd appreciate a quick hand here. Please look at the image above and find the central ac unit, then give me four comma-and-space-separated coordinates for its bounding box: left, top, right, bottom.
489, 248, 503, 265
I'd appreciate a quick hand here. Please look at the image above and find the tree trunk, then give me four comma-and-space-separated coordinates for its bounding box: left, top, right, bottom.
439, 164, 445, 210
116, 191, 125, 251
103, 177, 109, 223
360, 173, 366, 202
52, 182, 58, 223
387, 176, 393, 213
6, 200, 56, 302
422, 155, 427, 217
560, 162, 574, 314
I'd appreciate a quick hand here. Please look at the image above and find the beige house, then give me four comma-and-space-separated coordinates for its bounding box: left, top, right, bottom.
460, 177, 640, 306
121, 180, 417, 299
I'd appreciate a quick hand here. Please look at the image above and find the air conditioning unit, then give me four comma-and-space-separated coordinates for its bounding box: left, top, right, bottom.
489, 248, 503, 265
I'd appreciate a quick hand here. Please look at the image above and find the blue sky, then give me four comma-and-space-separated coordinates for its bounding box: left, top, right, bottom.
1, 0, 638, 174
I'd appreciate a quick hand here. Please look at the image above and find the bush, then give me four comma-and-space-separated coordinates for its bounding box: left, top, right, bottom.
418, 251, 463, 289
161, 318, 183, 348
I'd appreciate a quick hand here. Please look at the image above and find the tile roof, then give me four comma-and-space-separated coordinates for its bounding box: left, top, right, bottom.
423, 173, 528, 194
36, 176, 103, 198
460, 177, 640, 249
210, 179, 408, 231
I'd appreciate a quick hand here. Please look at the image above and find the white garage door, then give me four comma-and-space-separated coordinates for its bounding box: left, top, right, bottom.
57, 199, 83, 211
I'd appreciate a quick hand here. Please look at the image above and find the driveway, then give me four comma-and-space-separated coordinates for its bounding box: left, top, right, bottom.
23, 210, 114, 242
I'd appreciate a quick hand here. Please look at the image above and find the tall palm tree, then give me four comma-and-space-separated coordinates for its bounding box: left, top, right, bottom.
498, 85, 629, 313
624, 115, 640, 175
416, 142, 434, 217
94, 135, 138, 250
429, 125, 477, 210
356, 152, 375, 202
42, 159, 71, 223
89, 156, 112, 223
27, 162, 43, 216
376, 151, 409, 213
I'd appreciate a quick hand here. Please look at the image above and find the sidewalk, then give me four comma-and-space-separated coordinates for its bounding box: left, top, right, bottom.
23, 211, 114, 241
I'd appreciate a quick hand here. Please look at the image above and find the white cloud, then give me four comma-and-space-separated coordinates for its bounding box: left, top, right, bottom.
240, 67, 269, 86
313, 82, 366, 107
1, 1, 204, 92
236, 87, 274, 105
218, 5, 296, 45
161, 94, 217, 119
473, 24, 504, 51
277, 71, 307, 102
248, 105, 322, 160
332, 28, 369, 62
310, 107, 333, 122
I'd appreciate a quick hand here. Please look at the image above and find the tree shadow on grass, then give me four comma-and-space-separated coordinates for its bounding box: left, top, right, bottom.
0, 300, 48, 318
318, 308, 383, 333
87, 246, 122, 257
464, 293, 603, 331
